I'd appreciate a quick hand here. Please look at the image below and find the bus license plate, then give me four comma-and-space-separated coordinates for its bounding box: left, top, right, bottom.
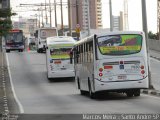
61, 68, 66, 70
118, 75, 127, 80
54, 60, 61, 64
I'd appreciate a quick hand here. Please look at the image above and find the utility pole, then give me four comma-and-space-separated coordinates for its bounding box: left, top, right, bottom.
38, 8, 41, 28
45, 0, 48, 24
76, 0, 79, 24
41, 3, 44, 27
141, 0, 153, 89
49, 0, 52, 27
60, 0, 64, 35
35, 14, 38, 28
54, 0, 57, 27
109, 0, 113, 31
68, 0, 72, 36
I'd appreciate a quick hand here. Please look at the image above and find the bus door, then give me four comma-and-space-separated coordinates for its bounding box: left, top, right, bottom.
96, 34, 148, 82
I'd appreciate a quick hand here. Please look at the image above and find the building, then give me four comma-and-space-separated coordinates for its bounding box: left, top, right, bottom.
13, 16, 37, 36
112, 12, 124, 31
70, 0, 103, 31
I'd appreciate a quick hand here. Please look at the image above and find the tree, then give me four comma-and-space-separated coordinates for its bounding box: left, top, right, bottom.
0, 8, 16, 36
148, 31, 158, 40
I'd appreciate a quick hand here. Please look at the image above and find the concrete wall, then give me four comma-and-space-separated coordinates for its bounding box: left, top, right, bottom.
149, 39, 160, 52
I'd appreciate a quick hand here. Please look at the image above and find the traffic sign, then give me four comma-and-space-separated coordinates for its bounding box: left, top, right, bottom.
75, 24, 81, 33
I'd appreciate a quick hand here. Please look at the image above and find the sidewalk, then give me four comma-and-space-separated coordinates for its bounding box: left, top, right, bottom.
141, 50, 160, 96
149, 50, 160, 91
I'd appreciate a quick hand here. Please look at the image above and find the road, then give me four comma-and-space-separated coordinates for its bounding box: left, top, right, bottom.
6, 51, 160, 114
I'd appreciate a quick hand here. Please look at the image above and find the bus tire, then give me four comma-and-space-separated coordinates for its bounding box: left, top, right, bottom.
37, 49, 40, 53
134, 89, 140, 97
126, 91, 134, 97
19, 49, 23, 52
6, 50, 10, 53
88, 81, 96, 99
78, 79, 86, 95
80, 90, 86, 95
47, 76, 53, 81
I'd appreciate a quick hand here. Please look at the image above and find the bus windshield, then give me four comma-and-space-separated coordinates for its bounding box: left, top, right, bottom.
97, 34, 142, 55
6, 32, 23, 43
50, 48, 72, 60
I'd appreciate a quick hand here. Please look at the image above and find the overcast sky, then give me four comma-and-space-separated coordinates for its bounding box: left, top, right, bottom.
11, 0, 157, 33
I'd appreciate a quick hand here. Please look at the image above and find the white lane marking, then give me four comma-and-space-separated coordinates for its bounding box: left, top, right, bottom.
6, 53, 24, 113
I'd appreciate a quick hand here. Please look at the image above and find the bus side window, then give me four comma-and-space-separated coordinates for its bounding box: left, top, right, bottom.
89, 40, 93, 62
80, 44, 83, 64
76, 46, 79, 64
84, 43, 87, 63
86, 42, 89, 63
78, 46, 81, 64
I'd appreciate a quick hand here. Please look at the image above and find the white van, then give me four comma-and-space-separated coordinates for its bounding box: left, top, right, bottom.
34, 27, 58, 53
46, 36, 76, 79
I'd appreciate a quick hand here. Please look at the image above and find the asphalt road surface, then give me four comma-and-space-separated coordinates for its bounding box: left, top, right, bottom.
6, 51, 160, 114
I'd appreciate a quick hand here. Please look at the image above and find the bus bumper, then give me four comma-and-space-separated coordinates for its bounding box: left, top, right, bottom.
94, 77, 149, 92
48, 70, 75, 78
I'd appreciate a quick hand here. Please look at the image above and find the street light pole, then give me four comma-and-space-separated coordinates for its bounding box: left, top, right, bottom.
76, 0, 79, 24
45, 0, 48, 24
141, 0, 153, 89
60, 0, 64, 35
49, 0, 52, 27
68, 0, 72, 36
109, 0, 113, 31
54, 0, 57, 27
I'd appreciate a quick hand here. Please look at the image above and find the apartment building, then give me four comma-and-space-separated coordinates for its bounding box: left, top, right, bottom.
70, 0, 103, 30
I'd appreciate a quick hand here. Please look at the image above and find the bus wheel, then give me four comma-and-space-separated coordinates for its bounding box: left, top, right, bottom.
126, 91, 134, 97
78, 79, 86, 95
134, 89, 140, 97
37, 49, 40, 53
6, 50, 10, 53
88, 81, 96, 99
80, 90, 86, 95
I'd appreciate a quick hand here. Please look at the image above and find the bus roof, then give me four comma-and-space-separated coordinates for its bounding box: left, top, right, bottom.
47, 36, 76, 45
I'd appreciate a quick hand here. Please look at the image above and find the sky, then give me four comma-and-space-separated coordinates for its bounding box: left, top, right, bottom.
10, 0, 157, 33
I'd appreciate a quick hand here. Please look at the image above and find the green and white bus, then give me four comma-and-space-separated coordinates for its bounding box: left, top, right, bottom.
70, 31, 149, 98
46, 36, 76, 79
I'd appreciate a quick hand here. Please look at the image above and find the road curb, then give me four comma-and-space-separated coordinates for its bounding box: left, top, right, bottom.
150, 55, 160, 61
141, 89, 160, 97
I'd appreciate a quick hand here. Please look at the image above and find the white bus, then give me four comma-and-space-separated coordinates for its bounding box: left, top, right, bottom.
34, 27, 58, 53
46, 36, 76, 79
70, 31, 149, 98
